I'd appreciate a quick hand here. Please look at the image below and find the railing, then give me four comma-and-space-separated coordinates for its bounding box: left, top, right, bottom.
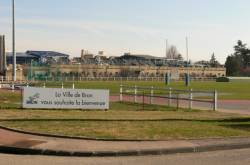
0, 76, 11, 82
0, 76, 25, 83
46, 76, 216, 82
119, 85, 218, 111
0, 76, 217, 83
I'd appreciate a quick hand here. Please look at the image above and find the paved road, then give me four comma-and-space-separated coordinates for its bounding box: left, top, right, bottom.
111, 96, 250, 115
0, 149, 250, 165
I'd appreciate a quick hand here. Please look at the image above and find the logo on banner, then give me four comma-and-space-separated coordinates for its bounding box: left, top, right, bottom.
26, 93, 40, 105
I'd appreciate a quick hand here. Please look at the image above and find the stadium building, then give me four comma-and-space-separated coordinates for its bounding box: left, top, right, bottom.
6, 51, 70, 65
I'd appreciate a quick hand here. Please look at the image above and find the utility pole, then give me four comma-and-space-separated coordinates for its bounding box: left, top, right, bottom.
185, 37, 190, 86
166, 39, 168, 59
12, 0, 16, 81
186, 37, 189, 68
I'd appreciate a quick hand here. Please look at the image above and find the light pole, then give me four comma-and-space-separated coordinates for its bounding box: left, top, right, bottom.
185, 37, 190, 86
78, 63, 80, 81
12, 0, 16, 81
186, 37, 189, 68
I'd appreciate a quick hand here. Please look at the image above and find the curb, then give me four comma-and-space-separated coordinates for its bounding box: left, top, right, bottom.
1, 142, 250, 157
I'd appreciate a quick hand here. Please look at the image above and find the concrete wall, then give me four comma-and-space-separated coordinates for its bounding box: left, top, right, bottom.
5, 65, 24, 81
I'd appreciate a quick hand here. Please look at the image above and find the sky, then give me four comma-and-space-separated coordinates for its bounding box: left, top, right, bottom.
1, 0, 250, 63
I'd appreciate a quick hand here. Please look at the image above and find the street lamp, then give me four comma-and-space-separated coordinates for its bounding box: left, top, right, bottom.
185, 37, 190, 86
12, 0, 16, 81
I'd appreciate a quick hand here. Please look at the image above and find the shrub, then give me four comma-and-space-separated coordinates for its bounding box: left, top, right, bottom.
216, 77, 230, 82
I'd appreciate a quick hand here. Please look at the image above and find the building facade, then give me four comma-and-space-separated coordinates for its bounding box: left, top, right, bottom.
22, 64, 226, 80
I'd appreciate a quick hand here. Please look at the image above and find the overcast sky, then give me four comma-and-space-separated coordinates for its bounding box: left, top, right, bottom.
1, 0, 250, 63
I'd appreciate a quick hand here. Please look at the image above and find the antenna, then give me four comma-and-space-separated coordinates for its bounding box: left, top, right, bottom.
186, 37, 189, 63
185, 36, 190, 86
166, 39, 168, 59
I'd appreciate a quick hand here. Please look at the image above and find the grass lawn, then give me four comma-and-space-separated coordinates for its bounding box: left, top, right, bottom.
1, 102, 250, 140
34, 80, 250, 100
0, 80, 250, 140
0, 90, 22, 108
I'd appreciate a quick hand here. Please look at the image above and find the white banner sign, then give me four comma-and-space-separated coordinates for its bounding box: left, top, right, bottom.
23, 87, 109, 110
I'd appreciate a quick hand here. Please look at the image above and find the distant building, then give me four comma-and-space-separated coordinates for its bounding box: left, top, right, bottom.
0, 35, 7, 75
194, 60, 210, 67
26, 51, 70, 64
6, 52, 39, 65
6, 51, 70, 65
109, 53, 184, 67
98, 51, 105, 56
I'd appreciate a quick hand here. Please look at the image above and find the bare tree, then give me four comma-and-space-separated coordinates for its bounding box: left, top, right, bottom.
167, 46, 179, 59
177, 54, 184, 61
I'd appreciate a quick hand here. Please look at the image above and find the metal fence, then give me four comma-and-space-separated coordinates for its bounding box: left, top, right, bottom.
0, 80, 218, 111
0, 76, 25, 83
0, 75, 216, 83
119, 85, 218, 111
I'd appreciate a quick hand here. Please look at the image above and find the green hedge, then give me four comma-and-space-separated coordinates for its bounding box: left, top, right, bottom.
216, 77, 230, 82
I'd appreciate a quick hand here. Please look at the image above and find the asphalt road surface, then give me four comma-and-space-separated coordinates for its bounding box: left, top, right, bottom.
0, 149, 250, 165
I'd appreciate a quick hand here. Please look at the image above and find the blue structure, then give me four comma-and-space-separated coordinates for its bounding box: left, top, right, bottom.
185, 73, 190, 86
165, 73, 171, 85
6, 52, 39, 65
7, 51, 70, 65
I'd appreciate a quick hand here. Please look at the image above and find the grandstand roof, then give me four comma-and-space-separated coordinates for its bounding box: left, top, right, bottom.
6, 52, 38, 58
121, 53, 165, 60
26, 51, 70, 58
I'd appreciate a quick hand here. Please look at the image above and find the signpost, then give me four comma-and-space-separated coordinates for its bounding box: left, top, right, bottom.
22, 87, 109, 110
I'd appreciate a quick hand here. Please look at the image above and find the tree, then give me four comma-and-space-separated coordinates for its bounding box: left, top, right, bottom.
167, 46, 179, 59
225, 40, 250, 76
210, 53, 220, 67
177, 54, 184, 61
225, 55, 241, 76
234, 40, 250, 68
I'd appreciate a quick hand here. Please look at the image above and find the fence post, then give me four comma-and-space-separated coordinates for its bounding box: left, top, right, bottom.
177, 94, 179, 109
189, 88, 193, 109
142, 91, 145, 110
150, 86, 154, 104
12, 83, 14, 92
134, 85, 137, 103
72, 83, 75, 89
62, 82, 64, 89
168, 88, 172, 106
43, 82, 46, 88
213, 90, 218, 111
120, 85, 123, 102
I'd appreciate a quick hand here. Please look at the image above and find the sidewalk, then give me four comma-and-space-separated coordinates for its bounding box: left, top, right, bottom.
1, 127, 250, 157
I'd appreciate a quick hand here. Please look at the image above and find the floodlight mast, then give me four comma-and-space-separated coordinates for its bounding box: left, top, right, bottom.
186, 37, 189, 74
12, 0, 16, 81
185, 37, 191, 86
